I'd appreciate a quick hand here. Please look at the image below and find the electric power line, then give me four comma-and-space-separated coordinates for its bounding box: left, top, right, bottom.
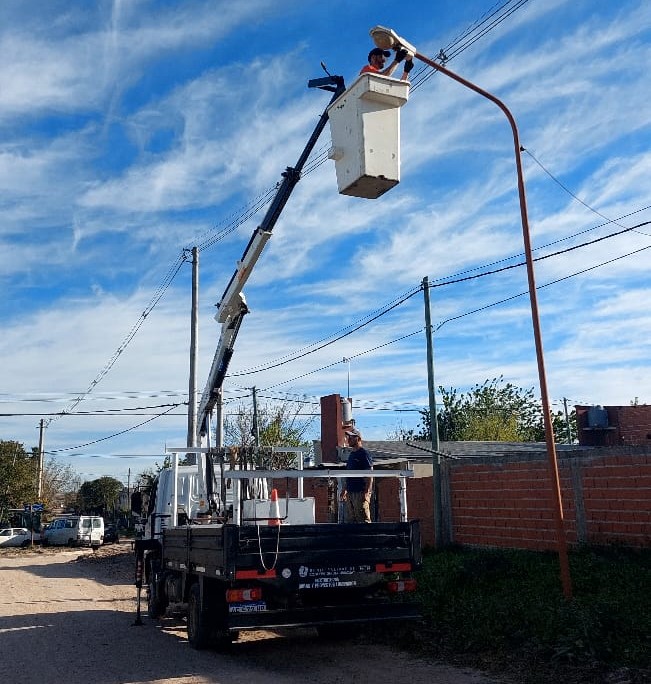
45, 2, 532, 423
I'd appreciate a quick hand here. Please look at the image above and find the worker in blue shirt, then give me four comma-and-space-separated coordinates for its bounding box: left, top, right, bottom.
340, 428, 373, 523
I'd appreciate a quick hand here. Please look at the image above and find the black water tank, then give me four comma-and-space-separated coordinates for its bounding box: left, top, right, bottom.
587, 405, 609, 429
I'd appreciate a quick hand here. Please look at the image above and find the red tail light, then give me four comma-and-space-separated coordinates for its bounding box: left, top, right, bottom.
387, 579, 417, 593
226, 587, 263, 603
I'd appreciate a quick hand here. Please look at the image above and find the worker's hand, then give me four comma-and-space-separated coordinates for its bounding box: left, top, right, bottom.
395, 48, 408, 63
404, 59, 414, 74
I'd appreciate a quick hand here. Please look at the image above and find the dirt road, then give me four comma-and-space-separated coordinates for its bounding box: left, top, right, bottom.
0, 545, 499, 684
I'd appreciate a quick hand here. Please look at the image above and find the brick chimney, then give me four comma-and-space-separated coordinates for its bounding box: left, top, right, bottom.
320, 394, 345, 463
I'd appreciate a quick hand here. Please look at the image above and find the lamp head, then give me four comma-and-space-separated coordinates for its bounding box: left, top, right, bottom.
370, 26, 417, 56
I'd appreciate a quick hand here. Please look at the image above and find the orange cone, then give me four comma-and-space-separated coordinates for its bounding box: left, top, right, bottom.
269, 488, 280, 526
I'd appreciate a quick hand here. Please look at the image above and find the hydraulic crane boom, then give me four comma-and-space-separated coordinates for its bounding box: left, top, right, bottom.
197, 74, 345, 439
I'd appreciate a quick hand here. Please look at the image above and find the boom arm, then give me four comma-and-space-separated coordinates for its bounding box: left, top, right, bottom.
197, 74, 345, 438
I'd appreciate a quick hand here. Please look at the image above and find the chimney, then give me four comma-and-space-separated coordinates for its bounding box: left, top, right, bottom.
320, 394, 345, 463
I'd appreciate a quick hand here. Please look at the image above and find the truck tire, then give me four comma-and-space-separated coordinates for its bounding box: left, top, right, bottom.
147, 578, 165, 619
187, 584, 212, 650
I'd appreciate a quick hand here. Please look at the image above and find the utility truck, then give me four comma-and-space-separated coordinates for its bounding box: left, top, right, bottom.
134, 72, 422, 649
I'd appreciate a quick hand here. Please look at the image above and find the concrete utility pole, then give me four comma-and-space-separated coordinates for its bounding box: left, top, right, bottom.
563, 398, 572, 444
423, 276, 443, 549
252, 387, 260, 447
37, 419, 45, 500
187, 247, 199, 461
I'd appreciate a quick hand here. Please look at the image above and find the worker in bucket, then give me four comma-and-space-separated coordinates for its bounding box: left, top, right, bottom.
340, 428, 374, 523
360, 46, 414, 81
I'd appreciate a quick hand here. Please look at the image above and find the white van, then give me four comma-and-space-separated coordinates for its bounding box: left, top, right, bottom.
43, 516, 104, 549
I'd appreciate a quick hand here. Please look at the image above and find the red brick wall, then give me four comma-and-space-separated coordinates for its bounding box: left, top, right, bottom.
273, 477, 335, 523
426, 449, 650, 550
446, 458, 578, 551
375, 477, 434, 546
580, 452, 651, 546
271, 448, 650, 550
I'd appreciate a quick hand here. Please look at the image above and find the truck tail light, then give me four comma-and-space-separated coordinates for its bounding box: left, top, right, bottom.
226, 587, 263, 603
387, 579, 417, 593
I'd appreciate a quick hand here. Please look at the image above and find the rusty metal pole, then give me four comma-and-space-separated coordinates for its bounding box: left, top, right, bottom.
413, 53, 573, 598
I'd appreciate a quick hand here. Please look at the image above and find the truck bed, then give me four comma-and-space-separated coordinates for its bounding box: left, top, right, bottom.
162, 521, 419, 575
161, 521, 422, 630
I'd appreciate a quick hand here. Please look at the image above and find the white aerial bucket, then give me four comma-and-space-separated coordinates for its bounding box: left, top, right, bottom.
327, 72, 410, 199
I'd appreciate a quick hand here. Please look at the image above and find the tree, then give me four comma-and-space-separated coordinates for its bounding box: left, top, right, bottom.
77, 476, 123, 516
224, 399, 315, 448
40, 458, 81, 511
0, 440, 37, 522
412, 377, 576, 443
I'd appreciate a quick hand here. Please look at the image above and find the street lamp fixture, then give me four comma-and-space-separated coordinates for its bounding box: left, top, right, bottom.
371, 26, 573, 598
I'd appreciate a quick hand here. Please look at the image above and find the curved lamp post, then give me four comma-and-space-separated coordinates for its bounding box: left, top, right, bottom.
371, 26, 572, 598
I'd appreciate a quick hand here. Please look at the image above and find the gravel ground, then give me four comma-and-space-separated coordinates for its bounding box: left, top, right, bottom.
0, 542, 500, 684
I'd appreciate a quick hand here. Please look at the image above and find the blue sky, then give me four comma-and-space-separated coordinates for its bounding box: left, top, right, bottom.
1, 0, 650, 486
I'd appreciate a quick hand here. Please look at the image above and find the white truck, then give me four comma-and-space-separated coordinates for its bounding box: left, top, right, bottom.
134, 446, 421, 648
133, 72, 422, 649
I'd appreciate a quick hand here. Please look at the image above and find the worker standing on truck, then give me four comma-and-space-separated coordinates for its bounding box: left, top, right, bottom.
340, 428, 373, 523
360, 47, 414, 81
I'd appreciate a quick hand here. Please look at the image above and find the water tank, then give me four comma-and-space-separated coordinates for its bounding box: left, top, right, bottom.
341, 398, 352, 423
587, 405, 609, 429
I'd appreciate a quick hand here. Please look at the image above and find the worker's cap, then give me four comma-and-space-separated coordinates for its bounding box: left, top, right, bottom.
345, 427, 362, 438
368, 47, 391, 62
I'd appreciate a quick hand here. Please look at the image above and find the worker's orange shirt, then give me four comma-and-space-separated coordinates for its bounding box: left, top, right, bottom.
359, 65, 380, 75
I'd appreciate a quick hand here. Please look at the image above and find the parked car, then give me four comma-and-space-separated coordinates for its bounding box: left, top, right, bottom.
43, 516, 104, 549
103, 524, 119, 544
0, 527, 32, 548
40, 522, 52, 544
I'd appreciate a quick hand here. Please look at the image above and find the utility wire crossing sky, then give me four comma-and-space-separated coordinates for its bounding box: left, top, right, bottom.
1, 0, 649, 483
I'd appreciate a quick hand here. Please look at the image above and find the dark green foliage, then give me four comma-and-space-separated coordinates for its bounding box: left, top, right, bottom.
0, 440, 37, 521
77, 476, 123, 515
412, 546, 650, 683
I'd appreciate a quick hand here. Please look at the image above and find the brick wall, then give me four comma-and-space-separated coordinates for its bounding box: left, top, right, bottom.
272, 447, 650, 550
417, 447, 650, 550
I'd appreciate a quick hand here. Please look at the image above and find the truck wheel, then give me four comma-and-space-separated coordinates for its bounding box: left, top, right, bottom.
147, 579, 165, 619
187, 584, 212, 650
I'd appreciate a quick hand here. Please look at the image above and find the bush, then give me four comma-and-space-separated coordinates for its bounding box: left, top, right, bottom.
410, 546, 650, 683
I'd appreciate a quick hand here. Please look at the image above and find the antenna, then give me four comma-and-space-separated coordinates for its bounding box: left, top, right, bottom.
320, 61, 332, 77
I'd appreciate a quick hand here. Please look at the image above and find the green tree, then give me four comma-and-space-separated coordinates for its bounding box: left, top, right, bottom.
77, 476, 123, 515
413, 377, 576, 443
0, 440, 37, 521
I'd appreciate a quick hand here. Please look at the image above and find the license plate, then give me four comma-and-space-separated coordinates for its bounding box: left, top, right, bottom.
228, 601, 267, 613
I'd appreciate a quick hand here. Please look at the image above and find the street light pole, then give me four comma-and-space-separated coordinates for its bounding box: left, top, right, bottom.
370, 26, 572, 598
